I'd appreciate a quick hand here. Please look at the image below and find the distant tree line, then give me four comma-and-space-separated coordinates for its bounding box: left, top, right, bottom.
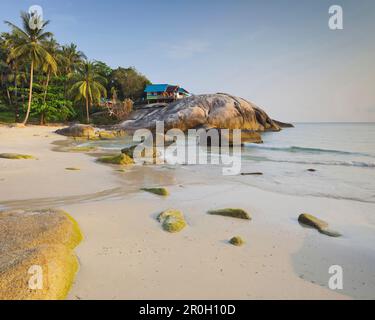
0, 11, 151, 124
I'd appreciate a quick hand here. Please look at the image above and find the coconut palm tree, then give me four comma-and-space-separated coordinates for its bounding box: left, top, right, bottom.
0, 35, 12, 106
68, 61, 107, 123
61, 43, 86, 99
5, 12, 57, 124
61, 43, 86, 75
40, 38, 59, 124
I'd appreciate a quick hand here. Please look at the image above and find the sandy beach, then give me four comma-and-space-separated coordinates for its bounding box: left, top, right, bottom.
1, 125, 375, 299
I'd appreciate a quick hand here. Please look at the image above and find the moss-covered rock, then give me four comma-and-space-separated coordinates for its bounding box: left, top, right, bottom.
70, 146, 97, 152
0, 209, 83, 300
141, 187, 169, 196
229, 236, 245, 246
97, 153, 134, 165
0, 153, 35, 160
157, 209, 186, 233
298, 213, 341, 237
55, 124, 96, 138
207, 208, 251, 220
121, 144, 160, 160
98, 131, 118, 140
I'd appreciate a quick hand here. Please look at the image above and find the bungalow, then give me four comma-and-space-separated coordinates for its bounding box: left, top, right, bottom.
144, 84, 191, 104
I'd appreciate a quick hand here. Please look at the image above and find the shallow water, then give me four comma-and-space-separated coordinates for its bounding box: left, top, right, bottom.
239, 123, 375, 203
82, 123, 375, 204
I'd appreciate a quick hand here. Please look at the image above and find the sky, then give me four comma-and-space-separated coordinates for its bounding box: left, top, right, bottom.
1, 0, 374, 122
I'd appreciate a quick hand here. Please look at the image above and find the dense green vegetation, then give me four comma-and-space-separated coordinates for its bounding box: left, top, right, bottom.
0, 11, 150, 125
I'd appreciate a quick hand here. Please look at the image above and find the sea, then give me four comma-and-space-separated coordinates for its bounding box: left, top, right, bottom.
83, 123, 375, 204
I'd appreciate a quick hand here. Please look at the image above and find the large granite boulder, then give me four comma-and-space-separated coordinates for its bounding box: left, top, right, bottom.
120, 93, 282, 132
55, 124, 95, 138
0, 209, 82, 300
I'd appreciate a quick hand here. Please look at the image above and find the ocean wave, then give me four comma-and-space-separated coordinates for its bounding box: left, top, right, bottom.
244, 144, 372, 157
245, 155, 375, 168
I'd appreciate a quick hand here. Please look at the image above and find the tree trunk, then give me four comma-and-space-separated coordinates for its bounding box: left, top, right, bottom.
40, 71, 50, 125
6, 87, 12, 105
43, 71, 50, 103
22, 60, 34, 125
14, 67, 19, 122
85, 95, 90, 124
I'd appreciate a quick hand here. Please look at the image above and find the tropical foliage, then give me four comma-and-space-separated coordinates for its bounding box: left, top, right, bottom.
0, 10, 150, 124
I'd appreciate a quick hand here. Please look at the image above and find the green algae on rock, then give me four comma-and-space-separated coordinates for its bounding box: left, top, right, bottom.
0, 209, 83, 300
298, 213, 342, 238
55, 124, 96, 138
229, 236, 245, 246
98, 131, 118, 140
0, 153, 35, 160
70, 146, 97, 152
141, 187, 169, 196
157, 209, 186, 233
207, 208, 251, 220
97, 153, 134, 165
121, 144, 160, 161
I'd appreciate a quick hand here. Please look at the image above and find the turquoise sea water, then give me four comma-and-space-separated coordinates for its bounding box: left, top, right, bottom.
240, 123, 375, 203
84, 123, 375, 203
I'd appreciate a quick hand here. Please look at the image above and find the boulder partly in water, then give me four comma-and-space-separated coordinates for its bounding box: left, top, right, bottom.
298, 213, 341, 237
120, 93, 283, 132
55, 124, 96, 138
97, 153, 134, 165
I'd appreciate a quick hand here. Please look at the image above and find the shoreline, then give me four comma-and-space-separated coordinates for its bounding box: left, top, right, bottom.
1, 125, 374, 299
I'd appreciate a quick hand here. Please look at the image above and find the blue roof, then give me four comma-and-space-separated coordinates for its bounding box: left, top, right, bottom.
144, 84, 169, 93
178, 87, 189, 94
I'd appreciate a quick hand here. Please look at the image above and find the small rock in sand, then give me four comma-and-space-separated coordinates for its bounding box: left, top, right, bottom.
207, 208, 251, 220
141, 187, 169, 196
298, 213, 341, 237
229, 236, 245, 246
240, 172, 263, 176
0, 153, 36, 160
65, 167, 80, 171
157, 209, 187, 233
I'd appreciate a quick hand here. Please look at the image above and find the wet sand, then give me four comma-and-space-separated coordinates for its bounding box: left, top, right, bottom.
1, 125, 374, 299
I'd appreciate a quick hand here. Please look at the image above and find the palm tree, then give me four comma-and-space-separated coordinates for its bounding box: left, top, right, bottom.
68, 61, 107, 123
0, 36, 12, 106
5, 12, 57, 125
1, 31, 22, 121
40, 38, 59, 124
61, 43, 86, 75
60, 43, 86, 100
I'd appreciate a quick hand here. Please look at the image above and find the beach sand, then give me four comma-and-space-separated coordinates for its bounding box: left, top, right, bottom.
1, 125, 374, 299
